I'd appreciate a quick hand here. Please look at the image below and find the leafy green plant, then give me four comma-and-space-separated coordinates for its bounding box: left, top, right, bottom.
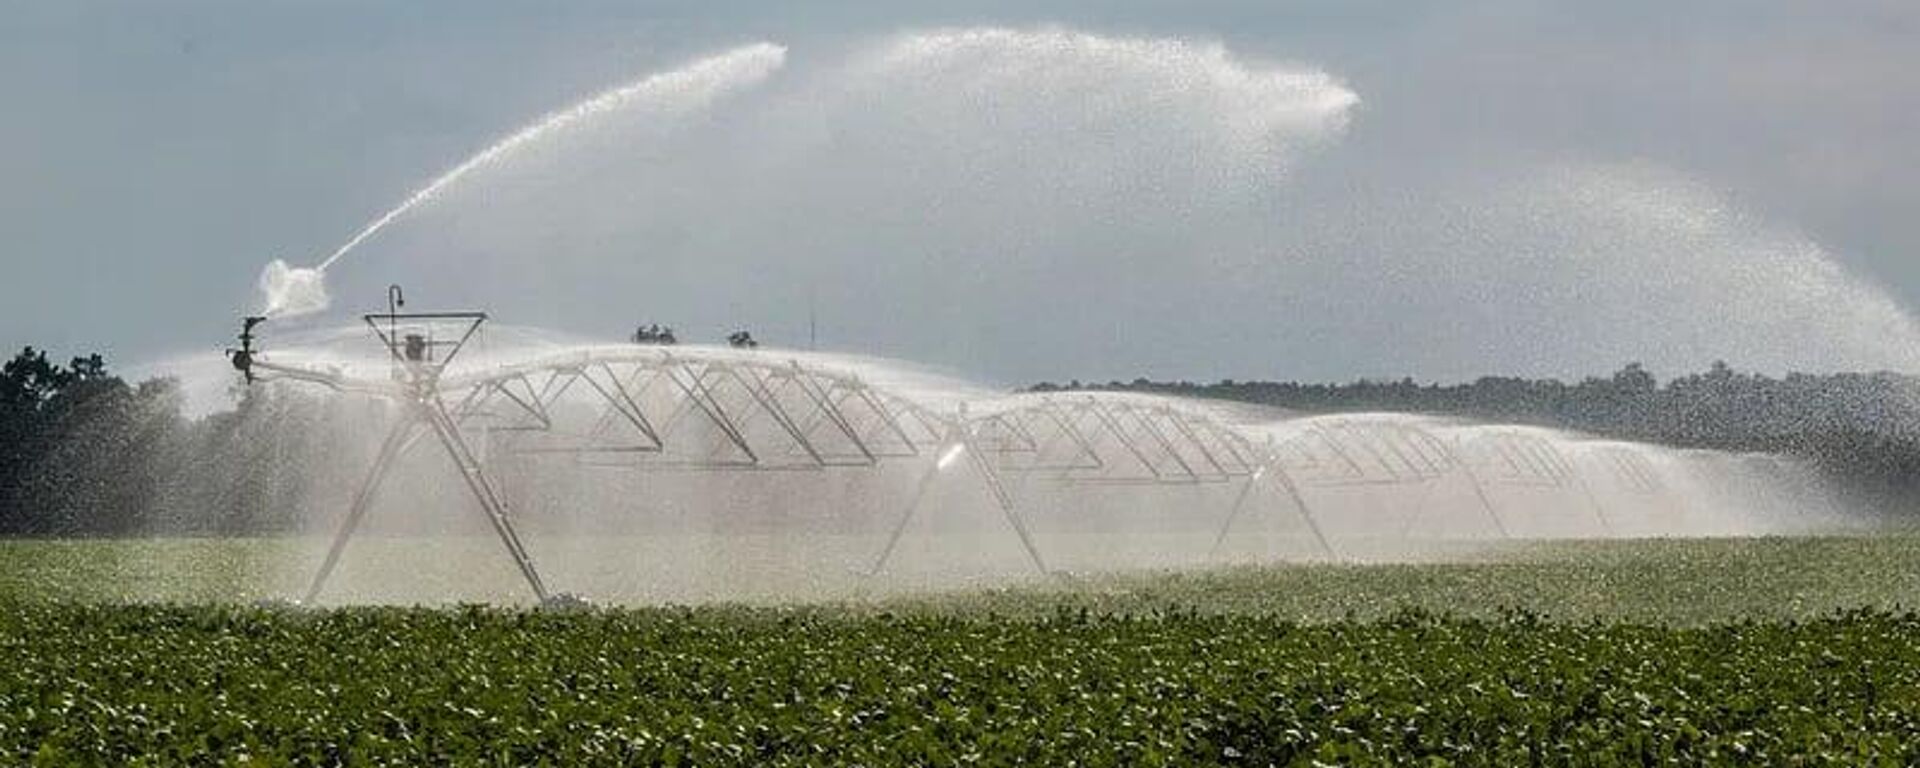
3, 602, 1919, 765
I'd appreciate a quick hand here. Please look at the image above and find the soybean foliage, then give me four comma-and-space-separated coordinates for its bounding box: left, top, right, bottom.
3, 603, 1918, 765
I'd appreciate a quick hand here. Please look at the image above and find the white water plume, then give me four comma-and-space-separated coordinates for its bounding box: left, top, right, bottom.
836, 27, 1357, 179
258, 258, 329, 318
1266, 162, 1920, 377
1523, 163, 1920, 372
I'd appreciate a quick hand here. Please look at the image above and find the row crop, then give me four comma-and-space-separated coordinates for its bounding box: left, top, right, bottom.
2, 604, 1918, 765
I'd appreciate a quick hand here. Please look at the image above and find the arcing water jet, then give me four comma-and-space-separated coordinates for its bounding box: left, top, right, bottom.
258, 42, 789, 318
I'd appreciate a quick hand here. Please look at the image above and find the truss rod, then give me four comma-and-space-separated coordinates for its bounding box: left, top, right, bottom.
787, 363, 877, 465
661, 360, 758, 465
1121, 404, 1200, 481
578, 363, 664, 450
726, 365, 829, 467
1081, 401, 1167, 480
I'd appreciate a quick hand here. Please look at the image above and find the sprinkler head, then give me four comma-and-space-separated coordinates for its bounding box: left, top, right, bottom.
936, 443, 967, 470
226, 347, 253, 378
226, 315, 267, 383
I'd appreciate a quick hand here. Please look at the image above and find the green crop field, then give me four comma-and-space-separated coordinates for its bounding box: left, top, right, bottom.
4, 536, 1920, 764
7, 534, 1920, 622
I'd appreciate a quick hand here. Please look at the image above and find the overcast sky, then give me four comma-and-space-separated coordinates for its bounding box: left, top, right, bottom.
4, 1, 1917, 386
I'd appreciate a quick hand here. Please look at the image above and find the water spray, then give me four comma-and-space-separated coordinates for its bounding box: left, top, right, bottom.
202, 29, 1859, 601
222, 293, 1833, 601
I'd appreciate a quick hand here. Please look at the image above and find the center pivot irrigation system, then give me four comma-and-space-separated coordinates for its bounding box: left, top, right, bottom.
228, 290, 1670, 605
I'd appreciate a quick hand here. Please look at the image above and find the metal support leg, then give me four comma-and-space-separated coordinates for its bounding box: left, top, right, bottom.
421, 398, 550, 602
869, 429, 1051, 577
1395, 477, 1447, 539
867, 452, 947, 575
1277, 468, 1337, 559
1209, 465, 1336, 561
1460, 464, 1512, 539
1208, 475, 1261, 559
1570, 469, 1615, 537
304, 415, 421, 603
961, 433, 1050, 575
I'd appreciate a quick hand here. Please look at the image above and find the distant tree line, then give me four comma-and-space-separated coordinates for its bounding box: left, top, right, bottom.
0, 347, 342, 537
1034, 362, 1920, 507
6, 346, 1920, 535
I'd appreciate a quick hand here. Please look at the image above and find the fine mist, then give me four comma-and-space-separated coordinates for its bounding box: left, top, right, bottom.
129, 325, 1846, 606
